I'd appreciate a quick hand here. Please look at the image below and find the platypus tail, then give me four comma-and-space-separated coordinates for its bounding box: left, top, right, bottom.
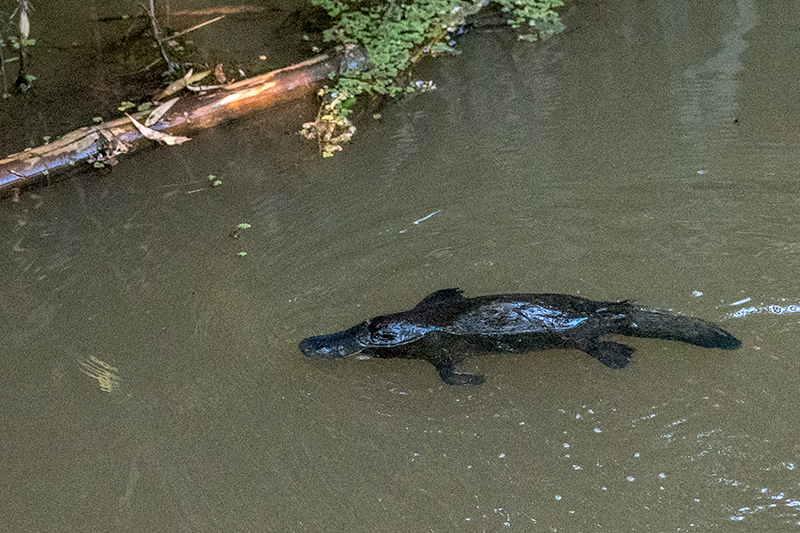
619, 308, 741, 350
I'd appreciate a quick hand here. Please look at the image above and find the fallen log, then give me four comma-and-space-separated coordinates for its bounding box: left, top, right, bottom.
0, 49, 348, 195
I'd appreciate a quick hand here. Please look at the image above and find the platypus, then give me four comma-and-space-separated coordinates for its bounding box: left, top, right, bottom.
299, 288, 741, 385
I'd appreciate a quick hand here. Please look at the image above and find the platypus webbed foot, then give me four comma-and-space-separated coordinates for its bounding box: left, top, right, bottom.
581, 340, 635, 369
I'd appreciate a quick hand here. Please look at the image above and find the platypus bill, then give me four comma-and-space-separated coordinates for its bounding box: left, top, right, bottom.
299, 288, 741, 385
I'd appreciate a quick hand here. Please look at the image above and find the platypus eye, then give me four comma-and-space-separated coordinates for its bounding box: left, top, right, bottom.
367, 320, 432, 346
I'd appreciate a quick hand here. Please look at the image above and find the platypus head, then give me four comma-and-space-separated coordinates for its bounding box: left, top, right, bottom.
299, 321, 370, 359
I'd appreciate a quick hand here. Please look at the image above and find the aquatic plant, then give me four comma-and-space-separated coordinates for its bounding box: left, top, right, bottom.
1, 0, 36, 96
302, 0, 564, 154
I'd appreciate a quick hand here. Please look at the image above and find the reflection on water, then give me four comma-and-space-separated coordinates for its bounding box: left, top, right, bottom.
674, 0, 758, 159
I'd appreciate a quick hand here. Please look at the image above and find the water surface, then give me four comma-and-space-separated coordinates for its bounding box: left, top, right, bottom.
2, 0, 799, 531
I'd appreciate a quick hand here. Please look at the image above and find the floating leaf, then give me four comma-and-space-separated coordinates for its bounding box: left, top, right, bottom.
186, 70, 212, 86
126, 113, 191, 145
214, 63, 226, 84
237, 251, 247, 257
79, 356, 121, 393
145, 97, 178, 127
159, 70, 211, 97
19, 10, 30, 40
159, 69, 194, 99
237, 223, 251, 230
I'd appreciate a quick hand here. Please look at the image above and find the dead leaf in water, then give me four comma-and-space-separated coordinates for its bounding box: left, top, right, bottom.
214, 63, 226, 84
79, 356, 121, 392
158, 69, 211, 100
126, 113, 191, 145
145, 97, 178, 127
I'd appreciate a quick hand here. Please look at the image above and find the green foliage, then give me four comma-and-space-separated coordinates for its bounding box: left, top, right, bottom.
304, 0, 564, 154
495, 0, 565, 40
3, 35, 35, 49
313, 0, 468, 97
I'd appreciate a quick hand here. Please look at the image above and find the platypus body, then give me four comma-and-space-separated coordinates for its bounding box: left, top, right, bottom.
299, 288, 741, 385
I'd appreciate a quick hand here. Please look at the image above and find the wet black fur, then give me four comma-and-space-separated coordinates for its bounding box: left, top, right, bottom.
299, 289, 741, 385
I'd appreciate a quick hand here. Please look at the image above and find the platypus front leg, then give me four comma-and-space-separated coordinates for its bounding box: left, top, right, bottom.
423, 334, 485, 385
437, 360, 485, 385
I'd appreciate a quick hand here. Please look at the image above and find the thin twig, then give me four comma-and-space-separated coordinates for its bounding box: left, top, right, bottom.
164, 15, 225, 41
0, 30, 8, 97
141, 0, 173, 72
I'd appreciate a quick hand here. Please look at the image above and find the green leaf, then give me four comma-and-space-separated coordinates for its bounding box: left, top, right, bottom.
305, 0, 563, 156
237, 223, 252, 230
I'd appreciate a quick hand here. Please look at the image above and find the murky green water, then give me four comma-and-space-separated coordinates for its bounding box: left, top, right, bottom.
2, 0, 800, 531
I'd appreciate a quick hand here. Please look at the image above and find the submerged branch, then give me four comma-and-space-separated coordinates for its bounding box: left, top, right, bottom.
0, 50, 347, 195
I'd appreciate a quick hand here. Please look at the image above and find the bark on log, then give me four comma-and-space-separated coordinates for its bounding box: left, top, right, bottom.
0, 50, 345, 195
